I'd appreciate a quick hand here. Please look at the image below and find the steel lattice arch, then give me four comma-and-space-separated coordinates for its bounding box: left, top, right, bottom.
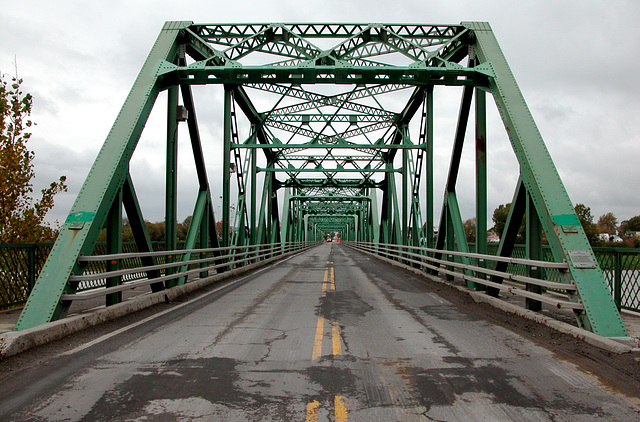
15, 22, 627, 337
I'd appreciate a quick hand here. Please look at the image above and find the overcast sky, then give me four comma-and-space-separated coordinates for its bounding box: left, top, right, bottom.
2, 0, 639, 230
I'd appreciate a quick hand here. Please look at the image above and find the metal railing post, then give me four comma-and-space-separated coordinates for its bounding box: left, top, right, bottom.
614, 250, 622, 310
28, 244, 36, 293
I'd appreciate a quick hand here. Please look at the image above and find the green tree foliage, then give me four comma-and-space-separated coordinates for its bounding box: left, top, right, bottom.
597, 212, 618, 235
491, 203, 525, 243
97, 217, 193, 243
463, 218, 476, 243
574, 203, 599, 245
492, 204, 510, 238
0, 75, 67, 243
619, 216, 640, 235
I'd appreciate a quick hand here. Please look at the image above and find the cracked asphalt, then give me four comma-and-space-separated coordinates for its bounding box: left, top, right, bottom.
0, 243, 638, 421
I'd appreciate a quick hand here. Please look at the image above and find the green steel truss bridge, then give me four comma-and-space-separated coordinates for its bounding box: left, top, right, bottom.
15, 21, 627, 338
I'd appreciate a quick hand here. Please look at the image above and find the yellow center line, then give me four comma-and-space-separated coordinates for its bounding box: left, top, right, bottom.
332, 320, 342, 355
335, 396, 348, 422
322, 268, 328, 296
312, 316, 325, 360
305, 400, 320, 422
315, 259, 341, 361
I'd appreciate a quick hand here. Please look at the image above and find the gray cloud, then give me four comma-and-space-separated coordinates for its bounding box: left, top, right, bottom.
2, 0, 639, 230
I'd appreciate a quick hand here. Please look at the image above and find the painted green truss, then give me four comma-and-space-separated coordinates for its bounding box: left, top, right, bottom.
16, 21, 627, 336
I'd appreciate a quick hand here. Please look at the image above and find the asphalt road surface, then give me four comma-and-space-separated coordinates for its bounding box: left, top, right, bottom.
0, 244, 638, 421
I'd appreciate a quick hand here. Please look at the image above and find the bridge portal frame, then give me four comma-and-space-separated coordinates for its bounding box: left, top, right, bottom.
15, 21, 627, 337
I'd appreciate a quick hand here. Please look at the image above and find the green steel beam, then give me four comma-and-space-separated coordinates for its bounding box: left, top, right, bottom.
434, 84, 473, 266
165, 85, 179, 287
233, 142, 426, 150
105, 189, 123, 306
446, 192, 475, 288
15, 21, 191, 330
166, 66, 489, 87
16, 20, 624, 338
177, 190, 209, 284
489, 178, 526, 296
402, 128, 409, 245
222, 87, 232, 247
466, 21, 627, 336
425, 86, 434, 249
122, 175, 162, 292
526, 195, 543, 311
475, 87, 487, 290
258, 167, 400, 173
281, 187, 292, 242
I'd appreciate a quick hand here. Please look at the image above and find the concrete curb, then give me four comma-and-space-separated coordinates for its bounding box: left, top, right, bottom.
0, 249, 304, 360
347, 245, 636, 354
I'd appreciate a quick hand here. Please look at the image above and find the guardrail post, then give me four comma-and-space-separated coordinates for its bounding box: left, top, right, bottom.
106, 190, 123, 306
526, 196, 542, 311
28, 244, 36, 293
614, 250, 622, 310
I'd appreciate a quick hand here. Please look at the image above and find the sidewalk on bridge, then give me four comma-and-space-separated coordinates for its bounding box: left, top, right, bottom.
447, 278, 640, 349
0, 286, 155, 334
496, 288, 640, 340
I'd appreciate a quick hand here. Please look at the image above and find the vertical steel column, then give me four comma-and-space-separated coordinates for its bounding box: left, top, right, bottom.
614, 252, 622, 310
165, 86, 179, 286
200, 203, 209, 278
402, 127, 409, 246
434, 85, 473, 271
488, 179, 526, 296
526, 195, 543, 311
267, 174, 274, 244
280, 188, 291, 242
28, 245, 36, 292
250, 126, 257, 245
122, 175, 162, 292
106, 189, 122, 306
445, 203, 454, 281
426, 86, 434, 249
380, 174, 391, 243
370, 188, 379, 243
222, 87, 232, 248
475, 87, 487, 290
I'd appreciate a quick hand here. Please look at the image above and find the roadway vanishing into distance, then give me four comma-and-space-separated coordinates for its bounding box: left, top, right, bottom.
0, 244, 638, 421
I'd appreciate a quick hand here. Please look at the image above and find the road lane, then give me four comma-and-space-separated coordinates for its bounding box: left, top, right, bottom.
0, 244, 638, 421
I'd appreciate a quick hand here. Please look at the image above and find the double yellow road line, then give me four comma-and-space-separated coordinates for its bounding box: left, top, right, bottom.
312, 262, 341, 360
305, 396, 347, 422
306, 258, 348, 421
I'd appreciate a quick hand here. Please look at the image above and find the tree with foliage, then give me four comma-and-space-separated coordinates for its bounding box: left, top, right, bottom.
463, 218, 476, 243
596, 212, 618, 235
619, 216, 640, 236
0, 75, 67, 243
491, 203, 526, 243
574, 203, 599, 245
97, 217, 193, 243
492, 204, 510, 239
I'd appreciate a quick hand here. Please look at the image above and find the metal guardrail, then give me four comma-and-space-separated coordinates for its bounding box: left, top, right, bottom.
1, 241, 639, 311
471, 244, 640, 313
347, 241, 582, 310
0, 243, 50, 309
0, 241, 314, 309
62, 242, 314, 301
